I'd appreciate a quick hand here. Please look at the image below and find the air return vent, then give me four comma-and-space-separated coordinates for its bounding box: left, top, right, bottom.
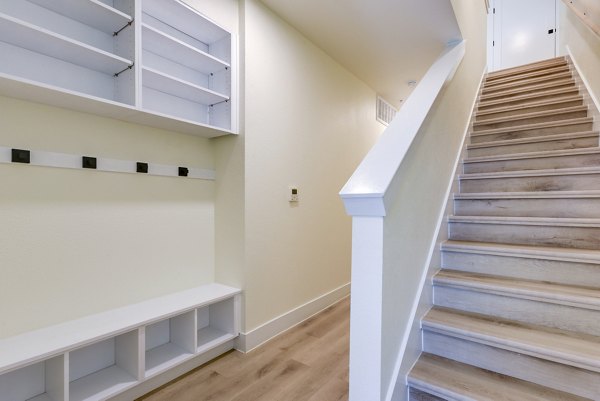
376, 96, 398, 126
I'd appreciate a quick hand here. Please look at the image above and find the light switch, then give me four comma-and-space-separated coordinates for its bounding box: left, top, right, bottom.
289, 187, 299, 202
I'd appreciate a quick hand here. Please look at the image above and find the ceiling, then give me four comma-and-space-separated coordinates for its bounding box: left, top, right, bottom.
259, 0, 462, 108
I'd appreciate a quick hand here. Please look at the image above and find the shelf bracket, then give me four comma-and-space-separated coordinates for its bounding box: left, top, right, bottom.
114, 19, 134, 37
114, 63, 135, 78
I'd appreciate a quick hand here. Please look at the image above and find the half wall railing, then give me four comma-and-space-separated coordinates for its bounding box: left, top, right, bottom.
339, 40, 466, 401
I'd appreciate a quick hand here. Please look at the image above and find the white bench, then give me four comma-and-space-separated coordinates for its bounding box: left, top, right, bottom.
0, 283, 241, 401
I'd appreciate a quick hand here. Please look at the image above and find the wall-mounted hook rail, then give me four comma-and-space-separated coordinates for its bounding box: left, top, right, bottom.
0, 147, 215, 181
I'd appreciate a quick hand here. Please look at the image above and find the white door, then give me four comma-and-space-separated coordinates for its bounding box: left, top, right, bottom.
492, 0, 557, 71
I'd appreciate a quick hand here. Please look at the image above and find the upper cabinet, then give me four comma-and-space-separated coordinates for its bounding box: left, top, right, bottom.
0, 0, 236, 138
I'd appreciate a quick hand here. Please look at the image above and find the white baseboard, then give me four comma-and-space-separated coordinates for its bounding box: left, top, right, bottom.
236, 283, 350, 352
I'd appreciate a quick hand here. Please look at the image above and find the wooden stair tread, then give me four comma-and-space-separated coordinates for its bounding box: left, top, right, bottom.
478, 88, 580, 109
449, 215, 600, 227
422, 307, 600, 372
473, 106, 588, 128
434, 270, 600, 310
464, 147, 600, 164
475, 96, 583, 118
408, 354, 591, 401
482, 71, 574, 93
483, 65, 572, 88
467, 131, 597, 150
480, 79, 576, 101
460, 165, 600, 180
442, 240, 600, 264
454, 190, 600, 200
469, 118, 594, 137
486, 57, 567, 80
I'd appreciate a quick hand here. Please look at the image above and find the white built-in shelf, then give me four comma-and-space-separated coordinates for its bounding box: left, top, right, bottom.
0, 73, 234, 138
0, 13, 133, 75
143, 0, 230, 45
142, 67, 229, 105
142, 23, 229, 75
197, 327, 236, 354
145, 343, 193, 378
27, 0, 133, 34
28, 395, 53, 401
69, 366, 137, 401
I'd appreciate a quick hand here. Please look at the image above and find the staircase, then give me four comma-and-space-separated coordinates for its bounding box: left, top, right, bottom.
407, 56, 600, 401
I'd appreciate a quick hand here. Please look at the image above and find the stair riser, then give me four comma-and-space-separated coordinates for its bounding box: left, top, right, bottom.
472, 110, 588, 132
442, 251, 600, 287
475, 99, 584, 121
434, 286, 600, 336
454, 198, 600, 218
467, 136, 598, 158
460, 172, 600, 193
470, 122, 595, 144
480, 81, 576, 102
463, 152, 600, 174
422, 331, 600, 399
409, 388, 445, 401
449, 221, 600, 249
484, 66, 571, 88
482, 73, 574, 95
478, 91, 581, 112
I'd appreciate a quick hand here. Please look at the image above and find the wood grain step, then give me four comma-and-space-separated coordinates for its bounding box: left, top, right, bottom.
467, 131, 598, 158
454, 190, 600, 217
459, 166, 600, 193
448, 215, 600, 249
482, 71, 574, 95
422, 307, 600, 373
477, 87, 581, 111
483, 65, 572, 89
423, 329, 600, 399
434, 270, 600, 335
480, 79, 576, 102
441, 240, 600, 289
475, 96, 584, 121
463, 148, 600, 174
486, 57, 568, 81
472, 106, 588, 132
469, 118, 594, 144
408, 353, 590, 401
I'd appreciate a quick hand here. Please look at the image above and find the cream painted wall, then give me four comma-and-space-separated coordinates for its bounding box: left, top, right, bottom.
381, 1, 488, 399
558, 1, 600, 105
242, 0, 383, 332
0, 96, 216, 339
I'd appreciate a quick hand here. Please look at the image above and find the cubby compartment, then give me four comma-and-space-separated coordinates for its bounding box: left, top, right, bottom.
69, 331, 139, 401
144, 310, 196, 378
0, 0, 135, 105
0, 356, 65, 401
196, 297, 237, 353
140, 0, 232, 129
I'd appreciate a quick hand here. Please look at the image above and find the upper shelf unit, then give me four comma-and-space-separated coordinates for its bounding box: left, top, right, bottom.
141, 0, 233, 130
0, 0, 236, 138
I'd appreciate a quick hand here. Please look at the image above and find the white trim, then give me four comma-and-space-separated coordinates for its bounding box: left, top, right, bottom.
386, 66, 488, 401
566, 46, 600, 124
237, 283, 350, 352
0, 146, 215, 180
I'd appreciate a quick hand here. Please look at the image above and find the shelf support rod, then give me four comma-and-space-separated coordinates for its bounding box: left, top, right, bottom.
114, 19, 134, 37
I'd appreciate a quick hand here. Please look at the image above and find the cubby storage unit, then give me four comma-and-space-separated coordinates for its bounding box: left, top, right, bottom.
0, 0, 236, 137
0, 284, 241, 401
197, 297, 237, 353
69, 332, 139, 401
144, 311, 195, 378
0, 356, 65, 401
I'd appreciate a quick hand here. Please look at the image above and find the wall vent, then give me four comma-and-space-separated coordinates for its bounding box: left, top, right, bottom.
376, 96, 398, 126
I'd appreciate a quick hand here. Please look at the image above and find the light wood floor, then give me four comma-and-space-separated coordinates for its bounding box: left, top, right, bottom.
137, 297, 350, 401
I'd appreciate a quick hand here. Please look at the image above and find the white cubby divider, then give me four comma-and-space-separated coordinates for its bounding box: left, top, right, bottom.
0, 284, 241, 401
0, 0, 236, 137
